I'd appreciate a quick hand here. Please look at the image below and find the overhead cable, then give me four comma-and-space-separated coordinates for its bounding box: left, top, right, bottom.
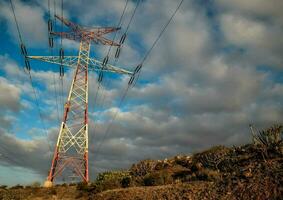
9, 0, 52, 152
95, 0, 185, 156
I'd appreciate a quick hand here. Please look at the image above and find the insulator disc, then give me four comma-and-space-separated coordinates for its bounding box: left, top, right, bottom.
49, 37, 54, 48
134, 64, 142, 74
59, 48, 64, 59
102, 56, 109, 66
128, 76, 135, 85
61, 66, 64, 77
98, 71, 103, 82
20, 43, 27, 56
25, 59, 31, 71
119, 33, 127, 44
59, 65, 64, 77
115, 47, 121, 59
48, 19, 53, 32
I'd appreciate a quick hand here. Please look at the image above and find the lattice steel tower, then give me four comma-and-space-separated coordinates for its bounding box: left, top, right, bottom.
28, 15, 133, 186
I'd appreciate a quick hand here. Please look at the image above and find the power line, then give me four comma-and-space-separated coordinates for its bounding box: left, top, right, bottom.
59, 0, 65, 117
141, 0, 184, 64
53, 73, 61, 123
95, 85, 130, 154
92, 0, 131, 135
48, 0, 60, 124
9, 0, 23, 44
9, 0, 52, 152
25, 71, 54, 154
94, 0, 140, 116
93, 1, 141, 149
106, 0, 130, 57
94, 0, 143, 154
95, 0, 184, 157
95, 0, 141, 113
93, 0, 130, 108
53, 0, 65, 118
133, 0, 184, 86
124, 0, 141, 34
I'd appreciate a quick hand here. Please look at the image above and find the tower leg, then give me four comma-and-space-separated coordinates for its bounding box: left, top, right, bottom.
46, 37, 90, 184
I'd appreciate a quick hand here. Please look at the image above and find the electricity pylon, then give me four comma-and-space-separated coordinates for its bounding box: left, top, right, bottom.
28, 15, 133, 187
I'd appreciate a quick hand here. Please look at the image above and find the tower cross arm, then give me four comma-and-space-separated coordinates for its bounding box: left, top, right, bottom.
55, 14, 81, 31
27, 56, 134, 76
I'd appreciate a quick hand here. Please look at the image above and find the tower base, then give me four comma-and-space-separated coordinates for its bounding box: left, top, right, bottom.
43, 180, 53, 188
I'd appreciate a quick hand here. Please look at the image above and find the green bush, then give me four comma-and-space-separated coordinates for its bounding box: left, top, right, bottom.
96, 171, 130, 182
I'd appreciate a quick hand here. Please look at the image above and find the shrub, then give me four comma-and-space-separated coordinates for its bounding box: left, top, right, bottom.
48, 188, 57, 195
143, 174, 156, 186
143, 171, 172, 186
192, 146, 231, 170
172, 170, 191, 182
76, 182, 99, 193
253, 125, 282, 147
130, 160, 156, 176
30, 181, 41, 188
0, 185, 7, 189
76, 182, 89, 191
121, 176, 131, 188
96, 171, 130, 183
196, 169, 221, 181
10, 184, 24, 189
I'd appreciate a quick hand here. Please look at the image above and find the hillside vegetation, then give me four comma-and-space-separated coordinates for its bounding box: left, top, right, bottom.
0, 125, 282, 200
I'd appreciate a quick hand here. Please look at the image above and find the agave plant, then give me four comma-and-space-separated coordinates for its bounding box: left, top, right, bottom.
253, 125, 283, 149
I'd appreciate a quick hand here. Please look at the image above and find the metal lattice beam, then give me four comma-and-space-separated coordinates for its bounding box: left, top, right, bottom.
27, 56, 133, 75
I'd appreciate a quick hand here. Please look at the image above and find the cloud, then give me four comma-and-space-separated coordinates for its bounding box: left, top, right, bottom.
215, 0, 283, 67
215, 0, 283, 22
0, 0, 48, 47
219, 13, 283, 66
0, 165, 43, 186
0, 77, 21, 112
0, 129, 52, 175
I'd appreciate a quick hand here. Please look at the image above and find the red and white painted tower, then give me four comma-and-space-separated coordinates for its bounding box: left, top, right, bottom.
28, 15, 133, 186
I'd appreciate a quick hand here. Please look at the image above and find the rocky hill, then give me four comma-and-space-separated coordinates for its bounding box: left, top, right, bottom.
0, 125, 282, 200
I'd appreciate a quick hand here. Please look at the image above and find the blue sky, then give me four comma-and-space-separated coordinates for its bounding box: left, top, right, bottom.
0, 0, 283, 186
